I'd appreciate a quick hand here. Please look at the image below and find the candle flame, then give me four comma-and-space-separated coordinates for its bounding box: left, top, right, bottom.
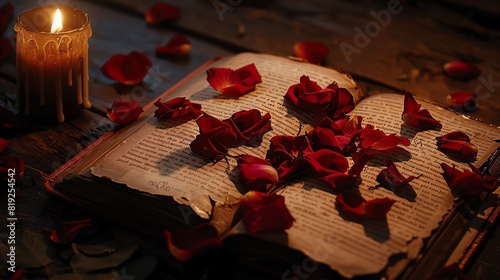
51, 9, 63, 33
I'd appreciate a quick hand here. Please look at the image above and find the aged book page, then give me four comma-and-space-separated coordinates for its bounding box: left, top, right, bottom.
230, 94, 498, 278
91, 52, 360, 217
91, 51, 499, 277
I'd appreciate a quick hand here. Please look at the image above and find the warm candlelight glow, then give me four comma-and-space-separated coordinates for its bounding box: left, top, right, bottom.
51, 8, 62, 33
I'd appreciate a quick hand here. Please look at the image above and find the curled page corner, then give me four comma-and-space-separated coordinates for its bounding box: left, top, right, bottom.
173, 193, 212, 220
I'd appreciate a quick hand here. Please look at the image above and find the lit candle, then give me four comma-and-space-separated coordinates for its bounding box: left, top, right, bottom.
14, 6, 92, 123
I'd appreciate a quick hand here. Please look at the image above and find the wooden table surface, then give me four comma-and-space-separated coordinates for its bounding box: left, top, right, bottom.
1, 0, 499, 279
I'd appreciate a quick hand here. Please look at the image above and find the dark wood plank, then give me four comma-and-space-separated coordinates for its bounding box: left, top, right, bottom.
92, 0, 500, 125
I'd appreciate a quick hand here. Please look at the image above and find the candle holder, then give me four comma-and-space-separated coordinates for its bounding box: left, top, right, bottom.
14, 6, 92, 123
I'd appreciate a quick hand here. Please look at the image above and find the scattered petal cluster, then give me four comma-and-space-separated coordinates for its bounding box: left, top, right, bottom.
285, 75, 354, 119
190, 110, 272, 161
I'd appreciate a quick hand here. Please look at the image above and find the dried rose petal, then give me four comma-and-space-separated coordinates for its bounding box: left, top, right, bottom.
165, 223, 223, 261
336, 192, 395, 218
360, 129, 410, 150
436, 131, 478, 162
146, 3, 181, 25
0, 2, 13, 35
107, 100, 143, 125
446, 92, 478, 112
156, 33, 192, 56
0, 137, 7, 153
441, 163, 487, 196
402, 92, 442, 130
207, 64, 262, 98
293, 41, 329, 65
237, 154, 279, 193
223, 109, 272, 143
50, 219, 92, 244
443, 61, 481, 80
241, 193, 294, 234
0, 156, 24, 179
154, 97, 202, 121
102, 51, 152, 85
377, 159, 417, 191
0, 37, 12, 63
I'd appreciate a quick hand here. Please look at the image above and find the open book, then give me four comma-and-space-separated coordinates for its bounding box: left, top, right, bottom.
45, 52, 499, 279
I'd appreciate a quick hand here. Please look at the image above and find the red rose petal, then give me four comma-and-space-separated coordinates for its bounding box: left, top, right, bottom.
364, 197, 396, 218
0, 2, 14, 35
437, 131, 471, 142
239, 190, 271, 213
156, 33, 192, 56
102, 51, 152, 85
207, 64, 262, 98
322, 172, 358, 191
284, 75, 334, 110
360, 129, 410, 150
326, 84, 355, 119
241, 194, 294, 234
376, 159, 417, 191
446, 92, 478, 112
107, 99, 143, 125
402, 92, 442, 130
0, 137, 8, 153
0, 156, 24, 179
165, 223, 223, 261
293, 41, 329, 65
237, 154, 279, 193
436, 131, 478, 162
342, 115, 364, 136
320, 153, 373, 191
266, 135, 313, 167
154, 97, 202, 121
146, 3, 181, 25
335, 192, 366, 217
190, 114, 238, 161
303, 149, 349, 177
50, 219, 92, 244
224, 109, 272, 143
441, 163, 486, 196
336, 192, 395, 219
0, 37, 13, 63
443, 61, 481, 80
